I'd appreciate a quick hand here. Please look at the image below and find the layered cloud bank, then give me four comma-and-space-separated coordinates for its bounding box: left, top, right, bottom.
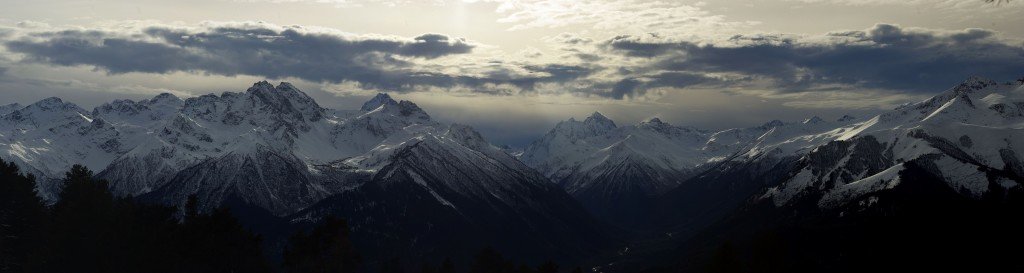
604, 24, 1024, 96
4, 22, 1022, 101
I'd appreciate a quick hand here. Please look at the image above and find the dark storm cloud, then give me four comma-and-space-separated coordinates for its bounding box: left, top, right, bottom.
606, 72, 723, 99
2, 24, 603, 94
5, 22, 1020, 101
2, 25, 480, 89
605, 24, 1024, 93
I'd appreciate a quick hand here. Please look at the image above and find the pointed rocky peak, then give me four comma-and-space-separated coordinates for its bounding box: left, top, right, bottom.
760, 119, 786, 129
584, 111, 616, 128
31, 97, 67, 110
361, 93, 399, 111
147, 93, 183, 105
952, 75, 998, 95
242, 81, 324, 121
546, 112, 617, 142
22, 97, 87, 115
803, 116, 825, 124
93, 99, 145, 117
961, 75, 996, 85
245, 81, 277, 98
275, 82, 299, 92
394, 100, 430, 119
142, 93, 185, 120
5, 97, 90, 125
642, 117, 664, 124
837, 115, 857, 122
638, 117, 670, 130
246, 81, 316, 103
446, 123, 489, 150
901, 76, 1001, 114
249, 80, 275, 91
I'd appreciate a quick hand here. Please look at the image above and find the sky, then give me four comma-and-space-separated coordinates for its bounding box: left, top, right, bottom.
0, 0, 1022, 146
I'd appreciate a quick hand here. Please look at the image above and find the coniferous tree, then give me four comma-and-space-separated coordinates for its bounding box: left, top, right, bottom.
420, 261, 438, 273
515, 263, 535, 273
178, 205, 271, 273
471, 247, 513, 273
706, 242, 740, 273
47, 164, 119, 273
283, 216, 361, 273
0, 159, 47, 272
438, 258, 456, 273
0, 161, 275, 273
536, 261, 559, 273
379, 257, 405, 273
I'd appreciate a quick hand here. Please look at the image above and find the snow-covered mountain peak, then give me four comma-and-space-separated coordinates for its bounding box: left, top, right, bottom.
874, 76, 1024, 127
4, 97, 90, 127
803, 116, 825, 124
93, 99, 147, 117
584, 111, 616, 128
445, 123, 488, 149
0, 81, 508, 213
244, 81, 325, 122
546, 114, 617, 143
764, 75, 1024, 209
637, 117, 668, 129
760, 119, 787, 129
144, 93, 183, 106
395, 100, 430, 118
176, 81, 326, 131
641, 117, 664, 124
635, 117, 708, 138
26, 97, 83, 113
957, 75, 997, 90
361, 98, 432, 121
361, 93, 399, 111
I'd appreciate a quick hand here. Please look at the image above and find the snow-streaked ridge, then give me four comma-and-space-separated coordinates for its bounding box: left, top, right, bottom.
0, 82, 513, 216
764, 76, 1024, 208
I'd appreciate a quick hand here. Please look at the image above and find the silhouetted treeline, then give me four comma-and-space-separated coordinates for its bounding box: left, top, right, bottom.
0, 160, 270, 273
0, 159, 573, 273
345, 247, 578, 273
283, 216, 360, 273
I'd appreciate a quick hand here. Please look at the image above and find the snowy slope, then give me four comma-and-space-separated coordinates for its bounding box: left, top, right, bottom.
291, 123, 613, 263
764, 76, 1024, 208
0, 98, 123, 199
0, 82, 525, 216
520, 109, 862, 226
0, 103, 23, 116
522, 114, 715, 196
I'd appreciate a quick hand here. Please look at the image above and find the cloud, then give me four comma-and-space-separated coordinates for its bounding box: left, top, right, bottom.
604, 72, 724, 99
492, 0, 757, 35
786, 0, 1021, 9
2, 22, 481, 88
1, 22, 609, 96
2, 21, 1021, 105
604, 24, 1024, 94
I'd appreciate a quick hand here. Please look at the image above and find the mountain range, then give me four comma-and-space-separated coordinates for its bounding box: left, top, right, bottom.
2, 76, 1022, 270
